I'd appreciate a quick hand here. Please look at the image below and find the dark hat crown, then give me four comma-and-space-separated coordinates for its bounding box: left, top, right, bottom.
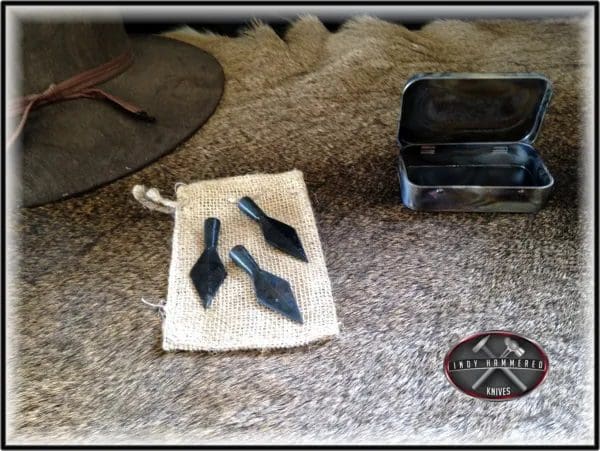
18, 21, 130, 95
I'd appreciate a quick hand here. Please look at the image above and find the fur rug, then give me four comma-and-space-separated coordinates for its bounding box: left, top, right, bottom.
8, 17, 593, 445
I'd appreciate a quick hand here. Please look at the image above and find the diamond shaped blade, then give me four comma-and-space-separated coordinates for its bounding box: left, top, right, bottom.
254, 270, 303, 324
261, 218, 308, 262
237, 197, 308, 262
190, 248, 227, 309
229, 245, 304, 324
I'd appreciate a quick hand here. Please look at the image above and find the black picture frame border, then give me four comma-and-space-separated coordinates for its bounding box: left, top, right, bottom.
1, 1, 597, 449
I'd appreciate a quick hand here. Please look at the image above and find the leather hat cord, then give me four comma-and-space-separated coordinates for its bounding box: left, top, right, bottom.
7, 49, 154, 147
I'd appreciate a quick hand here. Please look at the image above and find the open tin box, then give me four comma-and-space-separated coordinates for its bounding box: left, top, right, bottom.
397, 73, 554, 212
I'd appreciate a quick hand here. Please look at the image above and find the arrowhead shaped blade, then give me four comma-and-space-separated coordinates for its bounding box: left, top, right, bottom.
261, 218, 308, 262
253, 270, 303, 324
190, 248, 227, 309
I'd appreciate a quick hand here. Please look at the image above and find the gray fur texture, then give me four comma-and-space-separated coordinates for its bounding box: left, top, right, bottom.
7, 17, 594, 445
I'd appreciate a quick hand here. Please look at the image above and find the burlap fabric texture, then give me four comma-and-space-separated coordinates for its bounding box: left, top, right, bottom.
133, 169, 339, 351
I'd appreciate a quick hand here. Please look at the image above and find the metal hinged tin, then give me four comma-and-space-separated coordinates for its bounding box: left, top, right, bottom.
397, 73, 554, 212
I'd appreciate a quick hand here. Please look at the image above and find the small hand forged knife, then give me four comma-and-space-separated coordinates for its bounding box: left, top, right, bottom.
229, 245, 304, 324
238, 196, 308, 262
190, 217, 227, 309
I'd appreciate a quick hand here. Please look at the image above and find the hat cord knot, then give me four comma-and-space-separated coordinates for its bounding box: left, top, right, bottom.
41, 83, 60, 102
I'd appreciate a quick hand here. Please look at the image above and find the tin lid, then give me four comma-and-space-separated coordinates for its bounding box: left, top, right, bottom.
398, 73, 552, 145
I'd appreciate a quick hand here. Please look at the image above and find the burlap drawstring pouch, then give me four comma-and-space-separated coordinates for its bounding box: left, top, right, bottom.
132, 170, 339, 351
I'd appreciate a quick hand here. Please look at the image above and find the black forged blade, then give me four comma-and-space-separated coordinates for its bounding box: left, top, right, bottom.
229, 244, 304, 324
261, 218, 308, 262
254, 270, 303, 324
190, 248, 227, 309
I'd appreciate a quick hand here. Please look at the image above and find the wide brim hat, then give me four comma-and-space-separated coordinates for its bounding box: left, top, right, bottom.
9, 21, 224, 207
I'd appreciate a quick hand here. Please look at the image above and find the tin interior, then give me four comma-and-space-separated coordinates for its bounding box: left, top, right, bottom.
401, 143, 553, 187
398, 75, 551, 145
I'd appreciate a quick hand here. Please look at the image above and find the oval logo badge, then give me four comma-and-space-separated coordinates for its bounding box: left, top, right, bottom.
444, 331, 549, 400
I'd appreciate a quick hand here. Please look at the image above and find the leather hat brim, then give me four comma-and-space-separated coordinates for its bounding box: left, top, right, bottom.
15, 35, 225, 207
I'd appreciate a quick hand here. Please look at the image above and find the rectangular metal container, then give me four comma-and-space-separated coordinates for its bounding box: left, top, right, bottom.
397, 73, 554, 213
